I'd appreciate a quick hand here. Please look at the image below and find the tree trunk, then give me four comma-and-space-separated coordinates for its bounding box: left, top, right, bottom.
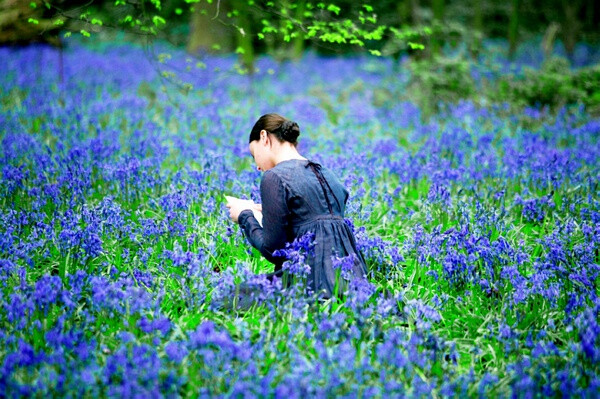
472, 0, 483, 54
0, 0, 60, 46
410, 0, 421, 25
233, 0, 255, 72
397, 0, 411, 25
508, 0, 520, 59
542, 22, 560, 60
432, 0, 444, 22
561, 0, 582, 60
584, 0, 595, 32
431, 0, 444, 55
292, 1, 306, 59
187, 0, 234, 54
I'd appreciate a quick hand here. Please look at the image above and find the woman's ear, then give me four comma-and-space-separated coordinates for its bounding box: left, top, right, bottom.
260, 130, 271, 146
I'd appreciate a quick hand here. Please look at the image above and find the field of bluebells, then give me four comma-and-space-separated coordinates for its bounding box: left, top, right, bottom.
1, 39, 599, 397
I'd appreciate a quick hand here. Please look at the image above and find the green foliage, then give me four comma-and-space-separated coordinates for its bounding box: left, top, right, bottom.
406, 55, 476, 115
496, 57, 584, 109
152, 15, 166, 26
572, 63, 600, 113
401, 53, 600, 119
23, 0, 426, 59
495, 57, 600, 113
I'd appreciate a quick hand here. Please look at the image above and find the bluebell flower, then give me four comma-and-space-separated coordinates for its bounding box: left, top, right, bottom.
331, 253, 358, 281
273, 232, 316, 277
33, 275, 62, 312
165, 341, 188, 363
138, 316, 172, 336
513, 193, 555, 224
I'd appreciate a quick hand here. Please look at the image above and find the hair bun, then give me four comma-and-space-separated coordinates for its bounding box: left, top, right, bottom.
279, 120, 300, 142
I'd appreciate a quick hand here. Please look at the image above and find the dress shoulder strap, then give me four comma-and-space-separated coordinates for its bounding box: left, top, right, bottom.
305, 160, 342, 215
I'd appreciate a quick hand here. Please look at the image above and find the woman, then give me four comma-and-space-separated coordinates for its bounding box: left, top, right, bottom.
226, 113, 368, 298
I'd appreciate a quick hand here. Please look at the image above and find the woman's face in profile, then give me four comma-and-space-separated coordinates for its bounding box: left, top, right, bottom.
249, 133, 274, 172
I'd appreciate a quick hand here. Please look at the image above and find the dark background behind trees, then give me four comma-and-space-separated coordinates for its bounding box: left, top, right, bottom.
2, 0, 599, 61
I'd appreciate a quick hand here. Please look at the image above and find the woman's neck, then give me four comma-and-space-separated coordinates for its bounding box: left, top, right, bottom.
273, 144, 307, 165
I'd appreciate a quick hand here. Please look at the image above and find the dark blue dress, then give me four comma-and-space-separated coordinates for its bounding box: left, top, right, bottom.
238, 159, 368, 297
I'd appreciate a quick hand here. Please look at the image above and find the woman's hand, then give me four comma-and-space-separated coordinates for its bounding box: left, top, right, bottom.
225, 196, 261, 223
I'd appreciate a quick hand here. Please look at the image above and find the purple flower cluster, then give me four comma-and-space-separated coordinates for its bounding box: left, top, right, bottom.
273, 232, 316, 277
331, 253, 358, 281
514, 193, 555, 224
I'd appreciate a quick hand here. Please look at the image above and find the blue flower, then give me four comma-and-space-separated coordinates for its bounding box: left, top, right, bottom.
33, 275, 63, 312
165, 341, 188, 363
273, 232, 316, 277
331, 253, 358, 281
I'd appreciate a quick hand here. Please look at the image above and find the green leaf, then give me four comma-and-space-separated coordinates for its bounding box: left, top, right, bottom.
369, 49, 381, 56
150, 0, 161, 10
29, 2, 37, 8
261, 20, 277, 34
27, 18, 39, 24
64, 31, 72, 38
235, 46, 245, 54
257, 32, 265, 40
408, 42, 425, 50
114, 0, 125, 5
91, 18, 103, 26
175, 8, 183, 15
327, 4, 341, 15
306, 26, 318, 38
152, 16, 166, 26
362, 4, 373, 12
80, 29, 90, 37
212, 43, 221, 50
53, 19, 64, 26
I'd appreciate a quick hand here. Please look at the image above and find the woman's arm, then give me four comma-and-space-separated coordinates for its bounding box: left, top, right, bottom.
238, 171, 290, 264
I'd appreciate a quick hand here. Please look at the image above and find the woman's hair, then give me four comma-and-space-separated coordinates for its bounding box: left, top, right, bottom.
249, 113, 300, 145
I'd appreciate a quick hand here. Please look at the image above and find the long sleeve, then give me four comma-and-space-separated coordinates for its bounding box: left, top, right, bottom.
239, 170, 291, 266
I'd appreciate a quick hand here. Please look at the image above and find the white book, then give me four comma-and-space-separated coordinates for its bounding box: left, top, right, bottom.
225, 195, 263, 227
